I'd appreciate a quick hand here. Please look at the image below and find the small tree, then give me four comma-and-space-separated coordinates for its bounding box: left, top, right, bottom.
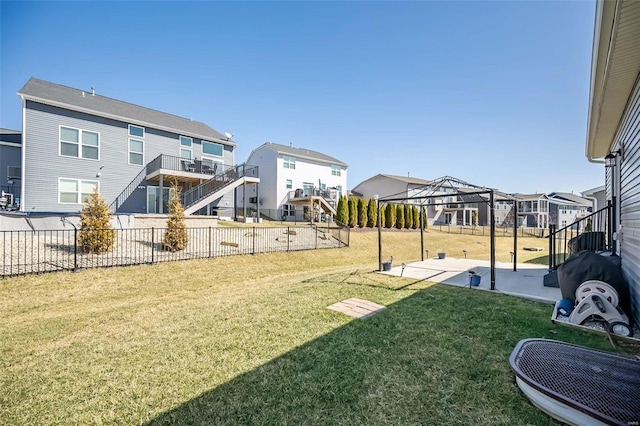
404, 204, 413, 229
78, 188, 114, 254
357, 198, 367, 228
163, 181, 189, 252
412, 205, 419, 229
471, 210, 478, 227
421, 206, 428, 229
367, 198, 378, 228
385, 203, 395, 228
395, 204, 405, 229
336, 196, 348, 225
348, 196, 358, 228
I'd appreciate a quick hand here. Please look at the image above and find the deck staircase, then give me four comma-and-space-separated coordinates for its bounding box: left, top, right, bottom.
182, 164, 259, 215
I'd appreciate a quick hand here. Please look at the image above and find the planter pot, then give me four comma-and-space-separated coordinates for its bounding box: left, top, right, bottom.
382, 261, 392, 271
470, 275, 481, 286
437, 252, 446, 259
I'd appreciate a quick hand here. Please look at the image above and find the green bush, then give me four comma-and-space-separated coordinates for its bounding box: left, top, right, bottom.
348, 197, 358, 228
385, 203, 395, 228
357, 198, 367, 228
412, 205, 419, 229
78, 189, 114, 254
367, 198, 378, 228
396, 204, 405, 229
336, 196, 348, 225
404, 204, 413, 229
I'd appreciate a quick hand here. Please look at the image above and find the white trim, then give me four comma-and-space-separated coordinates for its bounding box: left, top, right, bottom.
19, 94, 236, 147
201, 140, 224, 157
58, 125, 100, 161
58, 177, 100, 204
128, 138, 145, 166
128, 124, 145, 138
0, 141, 21, 148
20, 97, 26, 211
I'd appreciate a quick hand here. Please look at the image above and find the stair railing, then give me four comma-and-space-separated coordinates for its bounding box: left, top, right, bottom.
547, 203, 611, 270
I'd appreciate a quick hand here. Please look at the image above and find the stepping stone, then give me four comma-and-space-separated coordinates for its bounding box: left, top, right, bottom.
326, 298, 386, 319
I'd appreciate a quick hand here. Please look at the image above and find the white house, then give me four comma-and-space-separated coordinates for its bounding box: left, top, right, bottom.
585, 0, 640, 323
547, 192, 592, 229
244, 142, 347, 221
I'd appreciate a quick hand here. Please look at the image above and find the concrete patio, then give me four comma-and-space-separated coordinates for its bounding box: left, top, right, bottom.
379, 257, 561, 304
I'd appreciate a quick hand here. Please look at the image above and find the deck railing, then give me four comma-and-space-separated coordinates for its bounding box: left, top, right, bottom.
547, 203, 612, 270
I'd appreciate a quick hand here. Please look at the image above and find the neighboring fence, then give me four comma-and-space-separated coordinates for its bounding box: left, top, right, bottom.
1, 224, 350, 277
547, 204, 612, 270
429, 224, 548, 238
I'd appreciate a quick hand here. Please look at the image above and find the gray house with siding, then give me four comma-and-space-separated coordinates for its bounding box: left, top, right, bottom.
0, 129, 22, 209
17, 78, 257, 217
585, 0, 640, 324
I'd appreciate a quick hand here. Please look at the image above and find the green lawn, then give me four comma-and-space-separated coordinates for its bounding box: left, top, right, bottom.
1, 230, 637, 425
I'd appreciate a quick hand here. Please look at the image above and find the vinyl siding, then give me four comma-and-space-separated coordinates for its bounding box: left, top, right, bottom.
612, 76, 640, 324
23, 101, 234, 213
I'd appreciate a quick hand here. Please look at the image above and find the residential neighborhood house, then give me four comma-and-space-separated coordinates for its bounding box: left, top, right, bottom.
585, 0, 640, 324
352, 174, 496, 226
514, 193, 550, 228
547, 192, 592, 229
0, 128, 21, 210
243, 142, 347, 222
16, 78, 257, 218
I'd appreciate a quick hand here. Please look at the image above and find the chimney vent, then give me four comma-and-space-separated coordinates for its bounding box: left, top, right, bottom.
91, 87, 95, 96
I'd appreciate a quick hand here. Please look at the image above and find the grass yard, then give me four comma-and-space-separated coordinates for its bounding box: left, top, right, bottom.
1, 230, 637, 425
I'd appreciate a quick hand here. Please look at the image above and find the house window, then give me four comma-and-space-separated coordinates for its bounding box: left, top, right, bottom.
561, 220, 567, 227
331, 165, 342, 176
286, 179, 292, 189
282, 204, 295, 217
336, 185, 342, 193
180, 136, 193, 159
129, 125, 145, 138
202, 141, 223, 157
7, 166, 21, 179
129, 139, 144, 165
60, 126, 99, 160
283, 156, 296, 169
58, 178, 98, 204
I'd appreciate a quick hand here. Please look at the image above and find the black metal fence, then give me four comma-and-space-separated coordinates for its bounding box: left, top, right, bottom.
547, 204, 611, 270
429, 224, 547, 237
1, 224, 350, 277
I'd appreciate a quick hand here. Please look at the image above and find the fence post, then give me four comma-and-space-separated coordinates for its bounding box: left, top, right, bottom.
548, 224, 554, 271
315, 225, 318, 249
287, 227, 290, 252
151, 227, 155, 264
73, 228, 78, 272
208, 227, 212, 258
253, 226, 256, 255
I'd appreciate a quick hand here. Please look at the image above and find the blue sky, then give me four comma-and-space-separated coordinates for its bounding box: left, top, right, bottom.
1, 1, 602, 194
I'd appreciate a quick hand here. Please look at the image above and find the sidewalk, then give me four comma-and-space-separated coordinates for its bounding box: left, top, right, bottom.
379, 257, 561, 304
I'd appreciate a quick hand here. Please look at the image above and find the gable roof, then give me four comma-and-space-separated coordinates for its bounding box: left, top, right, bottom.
581, 185, 605, 196
0, 128, 22, 145
548, 192, 593, 207
17, 77, 231, 144
258, 142, 347, 167
514, 193, 549, 200
356, 174, 432, 187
